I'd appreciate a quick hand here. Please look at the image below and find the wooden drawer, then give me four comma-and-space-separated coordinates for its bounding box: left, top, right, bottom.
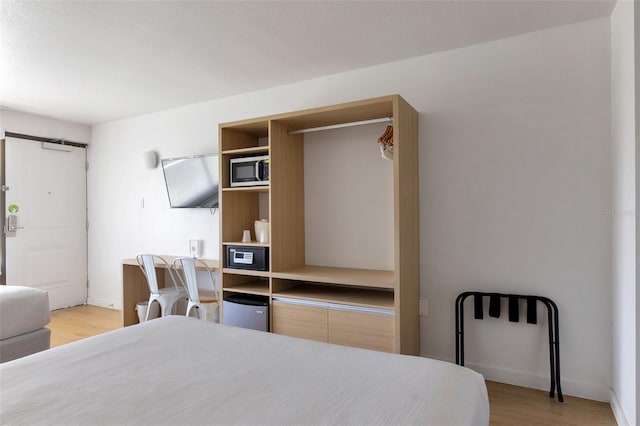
328, 307, 395, 353
272, 300, 328, 342
272, 298, 395, 352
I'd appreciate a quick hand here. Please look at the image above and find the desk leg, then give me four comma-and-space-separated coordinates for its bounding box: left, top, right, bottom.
122, 264, 167, 327
122, 265, 147, 327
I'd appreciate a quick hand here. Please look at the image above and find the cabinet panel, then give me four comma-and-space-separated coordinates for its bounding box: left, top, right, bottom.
328, 308, 395, 353
272, 300, 328, 342
269, 121, 305, 272
394, 95, 420, 355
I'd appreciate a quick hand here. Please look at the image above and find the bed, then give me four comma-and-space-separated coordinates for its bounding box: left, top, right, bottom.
0, 316, 489, 425
0, 285, 51, 363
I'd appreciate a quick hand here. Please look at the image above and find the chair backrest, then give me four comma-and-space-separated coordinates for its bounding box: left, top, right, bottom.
137, 254, 160, 294
175, 257, 200, 304
173, 257, 219, 305
136, 254, 180, 294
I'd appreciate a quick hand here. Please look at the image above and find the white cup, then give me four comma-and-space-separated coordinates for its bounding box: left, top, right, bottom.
254, 220, 269, 243
241, 229, 251, 243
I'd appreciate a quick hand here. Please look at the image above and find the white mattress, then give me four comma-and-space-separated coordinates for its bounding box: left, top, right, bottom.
0, 316, 489, 425
0, 285, 50, 340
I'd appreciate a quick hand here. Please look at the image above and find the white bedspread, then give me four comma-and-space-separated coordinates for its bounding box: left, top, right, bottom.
0, 285, 49, 340
0, 316, 488, 425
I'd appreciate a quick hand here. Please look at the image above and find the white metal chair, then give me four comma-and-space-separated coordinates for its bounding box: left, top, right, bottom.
136, 254, 188, 321
173, 257, 219, 321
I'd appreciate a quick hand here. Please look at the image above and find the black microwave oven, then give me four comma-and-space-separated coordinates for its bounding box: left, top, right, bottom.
230, 155, 269, 187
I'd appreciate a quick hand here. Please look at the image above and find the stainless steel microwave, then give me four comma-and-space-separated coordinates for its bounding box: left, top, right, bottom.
230, 155, 269, 187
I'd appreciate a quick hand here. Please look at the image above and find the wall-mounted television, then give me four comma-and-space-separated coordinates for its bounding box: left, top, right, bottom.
161, 154, 219, 208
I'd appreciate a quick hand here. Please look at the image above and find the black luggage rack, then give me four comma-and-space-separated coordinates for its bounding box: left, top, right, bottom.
455, 291, 563, 402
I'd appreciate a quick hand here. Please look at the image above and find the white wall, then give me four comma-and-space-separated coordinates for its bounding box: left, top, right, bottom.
89, 18, 612, 400
611, 0, 638, 422
611, 2, 637, 425
611, 1, 637, 424
418, 18, 611, 402
0, 109, 91, 144
86, 113, 220, 307
304, 124, 394, 270
636, 1, 640, 424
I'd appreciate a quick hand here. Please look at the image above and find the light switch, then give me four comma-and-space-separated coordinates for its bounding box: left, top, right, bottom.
189, 239, 202, 258
419, 299, 428, 316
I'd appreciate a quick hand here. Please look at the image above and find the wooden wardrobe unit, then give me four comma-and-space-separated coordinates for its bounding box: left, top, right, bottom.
219, 95, 419, 355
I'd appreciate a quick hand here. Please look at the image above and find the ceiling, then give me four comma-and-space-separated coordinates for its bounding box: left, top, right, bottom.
0, 0, 616, 126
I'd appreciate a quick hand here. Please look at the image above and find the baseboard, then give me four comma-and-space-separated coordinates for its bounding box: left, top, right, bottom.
609, 389, 631, 426
86, 297, 121, 311
427, 355, 611, 402
477, 362, 609, 402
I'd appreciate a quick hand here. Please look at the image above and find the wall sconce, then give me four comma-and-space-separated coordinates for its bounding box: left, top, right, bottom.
143, 150, 159, 169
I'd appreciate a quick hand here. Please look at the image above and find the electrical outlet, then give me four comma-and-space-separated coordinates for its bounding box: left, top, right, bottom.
419, 299, 428, 316
189, 239, 202, 258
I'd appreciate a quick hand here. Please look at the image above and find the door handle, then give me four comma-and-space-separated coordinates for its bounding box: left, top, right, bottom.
7, 215, 24, 232
255, 161, 263, 181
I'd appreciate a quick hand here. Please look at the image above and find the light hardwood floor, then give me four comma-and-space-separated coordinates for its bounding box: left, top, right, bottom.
49, 305, 616, 425
49, 304, 121, 347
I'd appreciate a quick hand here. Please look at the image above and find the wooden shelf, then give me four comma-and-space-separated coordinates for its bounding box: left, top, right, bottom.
223, 268, 270, 278
222, 146, 269, 156
223, 280, 270, 296
219, 118, 269, 137
272, 265, 394, 290
223, 241, 270, 247
222, 186, 269, 193
273, 284, 394, 310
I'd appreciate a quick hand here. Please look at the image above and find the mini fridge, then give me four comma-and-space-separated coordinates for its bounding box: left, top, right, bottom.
222, 294, 269, 332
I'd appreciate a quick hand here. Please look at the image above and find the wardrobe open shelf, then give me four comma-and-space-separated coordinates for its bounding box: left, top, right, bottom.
222, 268, 270, 277
271, 265, 394, 289
223, 280, 270, 296
223, 241, 270, 247
222, 146, 269, 156
273, 284, 394, 310
222, 186, 269, 193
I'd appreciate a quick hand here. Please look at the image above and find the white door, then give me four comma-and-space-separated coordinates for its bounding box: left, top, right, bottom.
4, 137, 87, 310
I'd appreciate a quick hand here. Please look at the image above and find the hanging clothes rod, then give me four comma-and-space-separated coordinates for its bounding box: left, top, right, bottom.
288, 117, 392, 135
